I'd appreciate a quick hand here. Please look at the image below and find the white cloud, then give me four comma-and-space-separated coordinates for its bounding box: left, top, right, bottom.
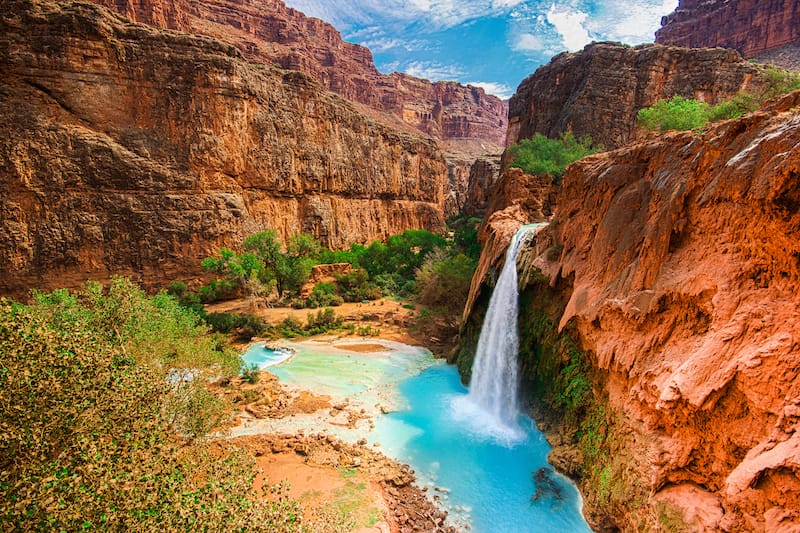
546, 4, 592, 52
467, 81, 515, 99
358, 36, 422, 52
587, 0, 679, 45
403, 61, 465, 81
285, 0, 531, 30
513, 32, 544, 52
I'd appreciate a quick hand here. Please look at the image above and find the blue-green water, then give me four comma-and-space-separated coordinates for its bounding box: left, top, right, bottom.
242, 341, 592, 532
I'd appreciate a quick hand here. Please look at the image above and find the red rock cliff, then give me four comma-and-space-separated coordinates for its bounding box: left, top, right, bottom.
518, 93, 800, 530
0, 0, 447, 297
656, 0, 800, 70
87, 0, 508, 149
508, 43, 759, 150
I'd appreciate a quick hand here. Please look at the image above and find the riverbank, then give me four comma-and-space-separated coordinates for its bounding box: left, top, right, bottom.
210, 304, 458, 532
205, 298, 459, 357
230, 433, 454, 533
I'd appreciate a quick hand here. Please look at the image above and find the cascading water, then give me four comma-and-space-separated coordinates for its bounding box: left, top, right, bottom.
463, 224, 543, 434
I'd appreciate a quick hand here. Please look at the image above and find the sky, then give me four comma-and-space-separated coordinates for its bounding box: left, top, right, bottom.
281, 0, 679, 99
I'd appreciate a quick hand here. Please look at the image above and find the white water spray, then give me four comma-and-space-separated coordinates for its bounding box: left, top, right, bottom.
465, 224, 543, 432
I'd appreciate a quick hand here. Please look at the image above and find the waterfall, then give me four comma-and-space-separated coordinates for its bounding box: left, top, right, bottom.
466, 224, 542, 430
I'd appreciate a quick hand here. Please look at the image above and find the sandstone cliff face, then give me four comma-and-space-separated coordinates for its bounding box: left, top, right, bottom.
87, 0, 508, 149
461, 168, 557, 326
508, 93, 800, 531
508, 43, 759, 150
463, 155, 502, 217
0, 0, 447, 297
656, 0, 800, 70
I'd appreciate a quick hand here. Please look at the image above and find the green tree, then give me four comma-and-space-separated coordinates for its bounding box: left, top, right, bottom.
243, 231, 320, 299
202, 249, 270, 308
358, 230, 447, 280
636, 95, 710, 131
507, 132, 598, 179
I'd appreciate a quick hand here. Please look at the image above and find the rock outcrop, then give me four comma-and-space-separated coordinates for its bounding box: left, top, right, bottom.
486, 92, 800, 530
461, 168, 557, 325
0, 0, 447, 297
508, 43, 760, 150
462, 155, 503, 217
656, 0, 800, 70
87, 0, 508, 149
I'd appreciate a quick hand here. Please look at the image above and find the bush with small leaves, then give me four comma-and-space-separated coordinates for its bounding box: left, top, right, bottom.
0, 278, 340, 531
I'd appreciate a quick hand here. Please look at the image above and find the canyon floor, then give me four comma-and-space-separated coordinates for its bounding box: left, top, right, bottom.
210, 300, 455, 532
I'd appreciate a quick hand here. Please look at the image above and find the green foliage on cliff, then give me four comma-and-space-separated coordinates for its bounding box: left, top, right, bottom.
507, 132, 599, 180
515, 285, 649, 524
0, 278, 326, 531
638, 66, 800, 132
636, 95, 711, 131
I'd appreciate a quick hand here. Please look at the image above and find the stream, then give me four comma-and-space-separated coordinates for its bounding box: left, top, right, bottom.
241, 340, 593, 532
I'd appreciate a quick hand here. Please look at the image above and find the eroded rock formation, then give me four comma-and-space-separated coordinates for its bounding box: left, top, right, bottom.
87, 0, 508, 149
508, 43, 760, 150
472, 92, 800, 530
656, 0, 800, 70
0, 0, 447, 297
461, 168, 557, 326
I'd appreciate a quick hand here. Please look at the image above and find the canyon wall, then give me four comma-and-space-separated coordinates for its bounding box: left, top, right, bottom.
507, 43, 759, 150
0, 0, 447, 297
87, 0, 508, 150
656, 0, 800, 70
469, 92, 800, 531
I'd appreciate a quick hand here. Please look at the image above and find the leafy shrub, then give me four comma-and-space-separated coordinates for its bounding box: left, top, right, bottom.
358, 230, 447, 280
357, 325, 380, 337
205, 312, 266, 341
280, 315, 304, 337
0, 279, 317, 531
636, 96, 710, 131
307, 282, 344, 308
206, 311, 238, 333
639, 67, 800, 132
415, 249, 477, 314
241, 363, 261, 384
759, 65, 800, 99
507, 132, 599, 179
334, 269, 381, 302
306, 308, 342, 333
198, 277, 237, 303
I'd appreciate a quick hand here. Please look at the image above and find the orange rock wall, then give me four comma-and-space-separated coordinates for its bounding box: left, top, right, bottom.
0, 0, 447, 297
87, 0, 508, 149
527, 93, 800, 530
656, 0, 800, 65
508, 43, 759, 150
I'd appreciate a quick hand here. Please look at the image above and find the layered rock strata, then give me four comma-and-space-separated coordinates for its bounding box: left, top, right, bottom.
0, 0, 447, 297
471, 92, 800, 530
87, 0, 508, 149
656, 0, 800, 70
508, 43, 760, 150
